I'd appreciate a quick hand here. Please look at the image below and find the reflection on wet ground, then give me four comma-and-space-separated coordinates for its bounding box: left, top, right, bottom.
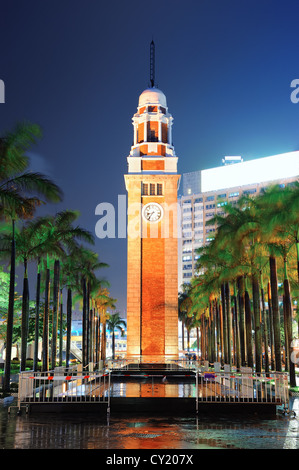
1, 398, 298, 449
109, 376, 196, 398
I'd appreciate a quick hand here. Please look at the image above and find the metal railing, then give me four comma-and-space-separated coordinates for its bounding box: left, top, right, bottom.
195, 370, 289, 411
15, 359, 290, 414
16, 365, 111, 413
107, 356, 200, 372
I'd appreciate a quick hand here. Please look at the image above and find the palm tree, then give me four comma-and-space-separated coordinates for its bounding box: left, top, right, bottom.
106, 312, 126, 359
255, 185, 298, 385
178, 283, 192, 351
94, 288, 116, 363
31, 212, 95, 370
71, 247, 109, 367
0, 122, 62, 391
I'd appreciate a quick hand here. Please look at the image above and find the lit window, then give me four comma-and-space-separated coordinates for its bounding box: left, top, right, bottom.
157, 183, 163, 195
142, 183, 148, 195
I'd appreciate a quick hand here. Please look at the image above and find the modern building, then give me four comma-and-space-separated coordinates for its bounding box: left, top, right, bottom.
179, 151, 299, 288
124, 83, 180, 359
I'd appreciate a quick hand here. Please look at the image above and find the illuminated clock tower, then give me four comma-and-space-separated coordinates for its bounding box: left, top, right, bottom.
124, 42, 180, 360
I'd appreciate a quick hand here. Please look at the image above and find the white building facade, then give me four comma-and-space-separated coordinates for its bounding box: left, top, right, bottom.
179, 151, 299, 289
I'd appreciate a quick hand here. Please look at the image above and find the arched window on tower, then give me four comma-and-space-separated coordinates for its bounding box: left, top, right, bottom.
147, 122, 158, 142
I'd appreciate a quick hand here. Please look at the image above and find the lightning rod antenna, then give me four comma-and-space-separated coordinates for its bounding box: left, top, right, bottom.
150, 40, 155, 88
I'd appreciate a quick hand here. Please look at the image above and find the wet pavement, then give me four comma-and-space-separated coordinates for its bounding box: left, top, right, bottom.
1, 397, 298, 450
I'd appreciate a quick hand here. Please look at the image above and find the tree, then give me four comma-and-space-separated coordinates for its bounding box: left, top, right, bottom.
106, 312, 126, 359
0, 122, 62, 391
71, 247, 109, 367
255, 184, 298, 384
178, 284, 192, 351
94, 288, 116, 363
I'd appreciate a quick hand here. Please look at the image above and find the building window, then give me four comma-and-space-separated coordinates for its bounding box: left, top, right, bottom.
206, 196, 215, 201
142, 183, 148, 195
217, 201, 227, 207
157, 183, 163, 195
183, 231, 192, 238
150, 183, 155, 195
243, 189, 256, 195
183, 264, 193, 270
183, 273, 192, 278
206, 204, 215, 209
229, 192, 239, 198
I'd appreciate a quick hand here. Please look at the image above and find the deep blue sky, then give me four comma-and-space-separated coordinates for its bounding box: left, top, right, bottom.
1, 0, 299, 315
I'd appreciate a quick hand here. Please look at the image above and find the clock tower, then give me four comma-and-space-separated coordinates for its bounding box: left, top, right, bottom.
124, 57, 180, 360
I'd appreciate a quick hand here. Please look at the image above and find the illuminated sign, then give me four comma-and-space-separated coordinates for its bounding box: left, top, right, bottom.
201, 152, 299, 192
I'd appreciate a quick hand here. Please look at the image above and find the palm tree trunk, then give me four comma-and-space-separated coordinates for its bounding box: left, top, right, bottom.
20, 259, 30, 372
269, 255, 282, 371
33, 260, 41, 371
216, 299, 221, 362
196, 327, 200, 358
237, 276, 246, 367
232, 283, 241, 370
59, 290, 63, 366
252, 273, 262, 373
4, 219, 16, 393
221, 284, 228, 364
210, 301, 216, 363
82, 277, 88, 368
260, 273, 269, 373
51, 260, 60, 369
219, 300, 224, 364
86, 281, 91, 365
101, 317, 107, 363
42, 265, 50, 372
66, 287, 72, 368
200, 314, 205, 361
244, 277, 253, 369
225, 282, 232, 366
283, 295, 288, 372
267, 281, 275, 370
283, 258, 296, 387
112, 330, 115, 359
89, 306, 93, 364
187, 328, 190, 352
95, 313, 100, 366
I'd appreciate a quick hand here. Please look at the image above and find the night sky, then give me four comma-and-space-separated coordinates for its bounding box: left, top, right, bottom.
1, 0, 299, 316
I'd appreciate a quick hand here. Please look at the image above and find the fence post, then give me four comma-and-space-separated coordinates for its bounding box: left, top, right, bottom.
196, 368, 198, 413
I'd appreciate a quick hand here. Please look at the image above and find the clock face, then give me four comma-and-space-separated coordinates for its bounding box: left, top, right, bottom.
142, 202, 163, 222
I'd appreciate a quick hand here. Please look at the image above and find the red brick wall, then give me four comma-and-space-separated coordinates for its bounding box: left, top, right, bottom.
142, 160, 165, 171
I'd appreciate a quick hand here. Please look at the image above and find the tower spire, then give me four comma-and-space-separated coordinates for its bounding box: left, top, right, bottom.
150, 39, 155, 88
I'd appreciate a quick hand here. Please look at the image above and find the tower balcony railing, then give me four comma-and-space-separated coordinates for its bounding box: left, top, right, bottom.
129, 145, 175, 159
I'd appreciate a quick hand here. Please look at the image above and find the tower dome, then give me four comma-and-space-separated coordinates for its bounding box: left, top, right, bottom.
138, 87, 167, 108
